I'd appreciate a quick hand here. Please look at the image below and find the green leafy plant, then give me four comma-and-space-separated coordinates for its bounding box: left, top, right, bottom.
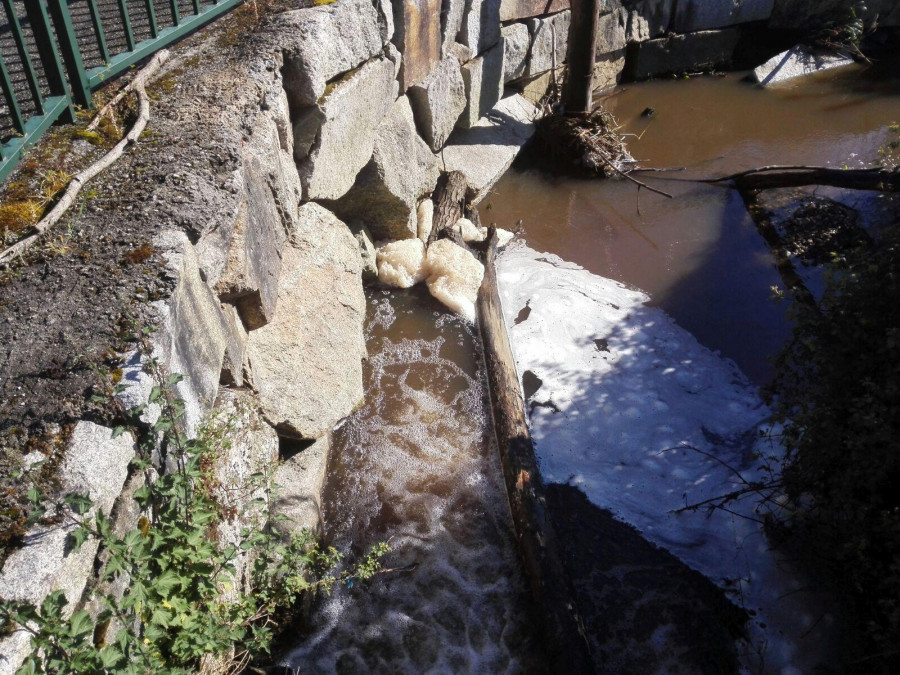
0, 325, 389, 673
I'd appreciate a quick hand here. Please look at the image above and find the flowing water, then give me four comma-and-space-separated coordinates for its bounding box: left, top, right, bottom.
287, 65, 899, 672
284, 287, 543, 673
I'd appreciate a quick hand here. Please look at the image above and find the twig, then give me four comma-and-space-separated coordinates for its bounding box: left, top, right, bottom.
595, 147, 674, 198
0, 51, 169, 267
86, 51, 168, 133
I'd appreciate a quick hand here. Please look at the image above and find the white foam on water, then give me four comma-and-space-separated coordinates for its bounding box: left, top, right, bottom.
496, 243, 835, 674
376, 239, 428, 288
424, 239, 485, 323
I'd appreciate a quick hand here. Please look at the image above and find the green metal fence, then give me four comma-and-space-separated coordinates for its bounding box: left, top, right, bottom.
1, 0, 243, 183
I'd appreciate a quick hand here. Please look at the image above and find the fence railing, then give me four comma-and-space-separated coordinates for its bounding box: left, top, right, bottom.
1, 0, 243, 183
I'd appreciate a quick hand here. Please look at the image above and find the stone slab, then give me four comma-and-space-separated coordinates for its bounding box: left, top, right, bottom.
621, 0, 675, 42
672, 0, 774, 33
596, 9, 628, 54
502, 22, 530, 82
594, 49, 627, 92
408, 55, 468, 151
274, 436, 331, 535
459, 0, 502, 55
500, 0, 569, 21
526, 10, 571, 77
625, 28, 740, 80
442, 94, 539, 204
392, 0, 443, 91
459, 41, 506, 128
752, 46, 855, 86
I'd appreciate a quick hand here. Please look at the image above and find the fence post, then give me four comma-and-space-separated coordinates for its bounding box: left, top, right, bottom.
23, 0, 75, 122
45, 0, 92, 110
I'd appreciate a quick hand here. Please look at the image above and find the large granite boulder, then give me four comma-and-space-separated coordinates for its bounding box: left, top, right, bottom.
392, 0, 443, 90
329, 96, 441, 239
671, 0, 773, 33
752, 46, 854, 85
526, 10, 570, 77
502, 22, 530, 81
596, 9, 628, 55
459, 41, 506, 128
408, 55, 468, 151
280, 0, 387, 108
441, 0, 467, 55
247, 204, 366, 439
294, 56, 397, 202
622, 0, 675, 42
458, 0, 502, 55
274, 436, 332, 536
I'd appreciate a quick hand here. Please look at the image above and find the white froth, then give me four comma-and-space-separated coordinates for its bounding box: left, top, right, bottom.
417, 199, 434, 243
376, 238, 428, 288
425, 239, 485, 323
451, 217, 487, 242
497, 243, 834, 674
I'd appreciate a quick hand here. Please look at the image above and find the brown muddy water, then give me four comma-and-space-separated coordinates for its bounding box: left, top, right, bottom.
285, 66, 899, 672
490, 67, 900, 384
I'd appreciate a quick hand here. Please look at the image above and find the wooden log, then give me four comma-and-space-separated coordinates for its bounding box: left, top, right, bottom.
563, 0, 600, 114
428, 170, 468, 247
476, 229, 596, 671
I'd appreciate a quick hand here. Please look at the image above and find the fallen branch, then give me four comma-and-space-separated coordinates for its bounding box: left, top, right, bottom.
702, 165, 900, 192
0, 50, 170, 267
86, 51, 170, 133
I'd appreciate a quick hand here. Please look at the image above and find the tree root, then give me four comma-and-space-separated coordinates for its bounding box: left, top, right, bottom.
0, 50, 170, 267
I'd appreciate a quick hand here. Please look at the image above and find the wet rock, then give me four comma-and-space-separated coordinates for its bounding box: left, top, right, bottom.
214, 156, 287, 330
458, 0, 502, 55
500, 0, 569, 21
273, 435, 331, 535
458, 41, 506, 128
295, 56, 397, 201
752, 46, 854, 85
442, 94, 539, 204
502, 22, 530, 81
526, 10, 570, 77
153, 230, 230, 434
671, 0, 773, 33
280, 0, 387, 109
408, 55, 468, 152
625, 28, 740, 80
392, 0, 443, 90
328, 96, 441, 240
0, 422, 134, 675
247, 204, 365, 439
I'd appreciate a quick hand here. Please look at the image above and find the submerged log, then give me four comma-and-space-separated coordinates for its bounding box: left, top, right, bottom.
476, 229, 596, 671
708, 166, 900, 192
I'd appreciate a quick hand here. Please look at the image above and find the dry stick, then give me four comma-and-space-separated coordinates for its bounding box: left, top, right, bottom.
86, 51, 169, 133
0, 51, 170, 267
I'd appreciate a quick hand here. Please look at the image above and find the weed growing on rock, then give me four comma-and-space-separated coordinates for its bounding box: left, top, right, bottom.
0, 324, 390, 673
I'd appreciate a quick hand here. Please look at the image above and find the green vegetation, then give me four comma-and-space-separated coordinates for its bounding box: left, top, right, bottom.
766, 217, 900, 671
0, 326, 389, 673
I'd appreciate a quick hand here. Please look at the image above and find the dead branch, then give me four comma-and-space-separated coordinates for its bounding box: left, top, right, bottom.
0, 51, 170, 267
86, 51, 169, 133
703, 165, 900, 192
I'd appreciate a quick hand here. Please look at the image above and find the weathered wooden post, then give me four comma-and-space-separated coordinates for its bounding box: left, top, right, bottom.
563, 0, 601, 114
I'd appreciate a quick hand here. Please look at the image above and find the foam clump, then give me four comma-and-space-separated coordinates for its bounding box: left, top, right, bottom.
425, 239, 485, 322
495, 228, 515, 248
417, 199, 434, 243
376, 238, 427, 288
451, 217, 487, 242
